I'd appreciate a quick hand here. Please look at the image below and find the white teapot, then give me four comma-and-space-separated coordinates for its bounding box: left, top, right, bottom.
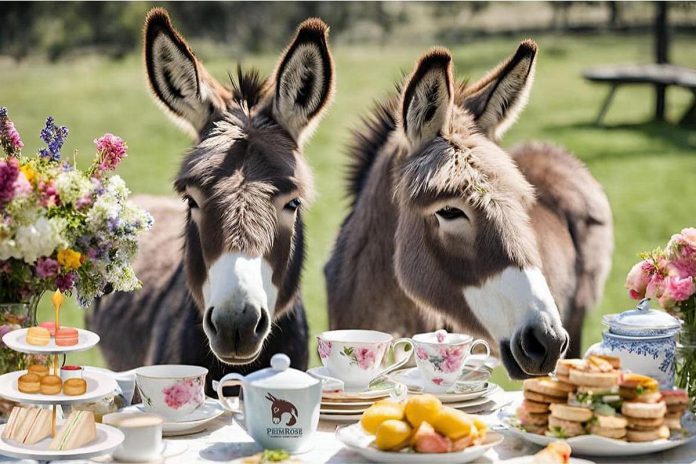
216, 353, 321, 452
586, 299, 681, 388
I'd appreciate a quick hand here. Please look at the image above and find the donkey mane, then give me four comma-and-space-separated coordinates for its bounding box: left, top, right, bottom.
228, 65, 269, 109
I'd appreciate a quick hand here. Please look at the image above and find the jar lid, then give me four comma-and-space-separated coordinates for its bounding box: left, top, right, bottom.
603, 298, 681, 337
244, 353, 319, 389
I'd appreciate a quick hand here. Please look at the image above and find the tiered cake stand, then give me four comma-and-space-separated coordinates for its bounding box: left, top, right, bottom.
0, 327, 124, 460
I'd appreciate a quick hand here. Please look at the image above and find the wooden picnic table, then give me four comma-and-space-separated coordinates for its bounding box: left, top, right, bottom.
583, 63, 696, 125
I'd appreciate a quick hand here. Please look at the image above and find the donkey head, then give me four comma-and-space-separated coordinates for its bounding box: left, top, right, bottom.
393, 43, 568, 378
144, 9, 334, 364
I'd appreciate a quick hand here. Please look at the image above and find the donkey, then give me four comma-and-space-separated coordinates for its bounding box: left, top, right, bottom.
325, 41, 613, 378
88, 8, 335, 391
266, 393, 299, 426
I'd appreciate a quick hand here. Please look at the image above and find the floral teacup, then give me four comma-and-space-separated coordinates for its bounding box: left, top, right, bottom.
135, 365, 207, 420
413, 330, 490, 393
317, 330, 412, 389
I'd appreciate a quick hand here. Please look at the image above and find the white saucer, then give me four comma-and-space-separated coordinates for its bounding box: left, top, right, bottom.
308, 367, 397, 397
0, 422, 123, 460
391, 368, 498, 401
2, 327, 100, 354
0, 370, 119, 405
391, 367, 491, 396
122, 398, 225, 436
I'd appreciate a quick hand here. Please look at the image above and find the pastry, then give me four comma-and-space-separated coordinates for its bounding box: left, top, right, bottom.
25, 326, 50, 346
523, 390, 566, 404
523, 378, 569, 398
63, 378, 87, 396
621, 400, 666, 419
626, 425, 670, 442
17, 373, 40, 393
28, 364, 49, 378
40, 375, 62, 395
39, 321, 57, 336
2, 406, 51, 444
55, 327, 79, 346
555, 359, 587, 376
549, 403, 593, 422
589, 414, 628, 439
547, 415, 585, 437
532, 441, 571, 464
568, 368, 620, 388
619, 373, 659, 399
522, 399, 550, 414
49, 410, 97, 450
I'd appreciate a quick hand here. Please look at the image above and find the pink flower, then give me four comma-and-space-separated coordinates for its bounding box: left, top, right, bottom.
55, 271, 76, 292
439, 347, 464, 373
662, 275, 696, 308
0, 157, 20, 206
625, 261, 652, 300
162, 382, 193, 410
416, 346, 429, 360
38, 180, 59, 207
681, 228, 696, 250
435, 329, 447, 343
645, 273, 665, 300
94, 133, 127, 172
35, 258, 59, 279
317, 339, 332, 359
355, 347, 377, 370
432, 377, 444, 385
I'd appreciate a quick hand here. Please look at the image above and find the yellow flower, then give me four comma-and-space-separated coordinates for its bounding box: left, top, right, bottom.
19, 165, 36, 184
57, 249, 82, 271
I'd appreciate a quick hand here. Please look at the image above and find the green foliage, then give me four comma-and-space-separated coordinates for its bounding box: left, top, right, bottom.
2, 33, 695, 390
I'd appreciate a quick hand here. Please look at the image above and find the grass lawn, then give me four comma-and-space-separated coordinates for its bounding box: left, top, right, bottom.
1, 32, 695, 389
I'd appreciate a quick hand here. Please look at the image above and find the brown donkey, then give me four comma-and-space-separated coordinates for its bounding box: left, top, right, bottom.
325, 42, 613, 378
89, 9, 334, 390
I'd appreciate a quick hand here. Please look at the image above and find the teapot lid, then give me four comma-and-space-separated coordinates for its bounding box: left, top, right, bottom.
603, 298, 681, 336
244, 353, 319, 389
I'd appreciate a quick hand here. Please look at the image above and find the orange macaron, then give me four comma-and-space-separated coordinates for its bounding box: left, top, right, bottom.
54, 327, 79, 346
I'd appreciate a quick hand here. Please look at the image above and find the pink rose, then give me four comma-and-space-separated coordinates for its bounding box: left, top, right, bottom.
317, 339, 332, 359
662, 275, 695, 305
645, 273, 665, 300
625, 261, 652, 300
162, 381, 193, 409
355, 347, 376, 370
416, 346, 428, 360
439, 347, 464, 373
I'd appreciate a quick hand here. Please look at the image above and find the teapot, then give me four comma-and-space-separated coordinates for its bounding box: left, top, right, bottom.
586, 298, 681, 388
216, 353, 321, 452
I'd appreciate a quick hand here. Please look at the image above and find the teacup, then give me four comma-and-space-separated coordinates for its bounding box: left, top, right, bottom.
317, 330, 412, 389
412, 330, 490, 393
135, 364, 207, 420
103, 412, 163, 462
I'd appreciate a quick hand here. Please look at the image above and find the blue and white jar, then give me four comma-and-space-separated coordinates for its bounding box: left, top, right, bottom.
586, 299, 681, 388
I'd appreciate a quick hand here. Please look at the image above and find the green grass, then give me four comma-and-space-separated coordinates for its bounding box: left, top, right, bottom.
1, 33, 695, 389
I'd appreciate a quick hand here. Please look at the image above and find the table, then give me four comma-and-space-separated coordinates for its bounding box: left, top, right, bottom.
2, 392, 695, 463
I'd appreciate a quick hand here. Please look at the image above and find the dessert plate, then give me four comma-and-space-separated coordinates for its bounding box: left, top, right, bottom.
0, 423, 124, 461
0, 370, 118, 405
499, 408, 696, 457
3, 328, 100, 354
124, 398, 226, 436
336, 423, 503, 463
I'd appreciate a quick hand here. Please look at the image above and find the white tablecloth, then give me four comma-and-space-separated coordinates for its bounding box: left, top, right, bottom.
3, 392, 696, 463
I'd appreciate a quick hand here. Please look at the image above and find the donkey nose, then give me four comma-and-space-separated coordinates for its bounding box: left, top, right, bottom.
516, 324, 569, 374
209, 303, 270, 360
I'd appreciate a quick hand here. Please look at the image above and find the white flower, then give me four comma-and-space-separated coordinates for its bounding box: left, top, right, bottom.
13, 216, 67, 263
55, 170, 92, 205
106, 175, 129, 199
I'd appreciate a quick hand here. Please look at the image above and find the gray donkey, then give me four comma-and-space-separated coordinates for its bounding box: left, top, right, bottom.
325, 42, 613, 378
89, 8, 334, 391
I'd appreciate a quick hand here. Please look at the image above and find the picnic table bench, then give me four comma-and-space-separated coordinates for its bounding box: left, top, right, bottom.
583, 63, 696, 125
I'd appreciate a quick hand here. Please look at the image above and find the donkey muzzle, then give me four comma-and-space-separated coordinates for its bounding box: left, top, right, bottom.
204, 303, 271, 364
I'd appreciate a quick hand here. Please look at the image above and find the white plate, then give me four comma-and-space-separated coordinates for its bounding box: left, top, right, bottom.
0, 423, 124, 461
390, 368, 493, 398
500, 457, 595, 464
336, 423, 503, 463
2, 328, 100, 354
308, 367, 398, 397
321, 413, 364, 422
0, 370, 118, 405
500, 409, 696, 457
122, 398, 225, 436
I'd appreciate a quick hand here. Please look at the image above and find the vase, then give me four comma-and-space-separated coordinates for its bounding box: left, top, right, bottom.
676, 325, 696, 412
0, 295, 41, 420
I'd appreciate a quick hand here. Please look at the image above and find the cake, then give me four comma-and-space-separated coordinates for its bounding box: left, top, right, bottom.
25, 327, 50, 346
2, 406, 52, 445
49, 410, 97, 450
55, 327, 79, 346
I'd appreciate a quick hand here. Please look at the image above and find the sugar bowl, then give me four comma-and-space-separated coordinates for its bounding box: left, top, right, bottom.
586, 298, 681, 387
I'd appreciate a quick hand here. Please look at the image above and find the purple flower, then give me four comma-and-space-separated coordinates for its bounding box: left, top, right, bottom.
35, 258, 59, 279
38, 116, 68, 162
0, 325, 12, 347
94, 133, 127, 172
0, 107, 23, 156
0, 157, 20, 206
56, 271, 77, 292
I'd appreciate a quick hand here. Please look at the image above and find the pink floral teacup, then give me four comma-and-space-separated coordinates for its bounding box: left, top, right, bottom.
413, 330, 490, 393
317, 330, 412, 389
135, 365, 207, 420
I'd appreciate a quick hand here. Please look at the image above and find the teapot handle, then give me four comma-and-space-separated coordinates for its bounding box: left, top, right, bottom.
215, 373, 246, 413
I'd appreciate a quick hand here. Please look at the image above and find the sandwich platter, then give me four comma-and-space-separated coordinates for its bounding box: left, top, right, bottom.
499, 408, 696, 457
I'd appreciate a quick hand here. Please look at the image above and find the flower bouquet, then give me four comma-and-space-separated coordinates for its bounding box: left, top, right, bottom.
0, 107, 152, 374
625, 228, 696, 403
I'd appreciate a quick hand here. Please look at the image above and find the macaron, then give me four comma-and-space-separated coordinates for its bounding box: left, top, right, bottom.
25, 327, 50, 346
38, 321, 57, 336
55, 327, 79, 346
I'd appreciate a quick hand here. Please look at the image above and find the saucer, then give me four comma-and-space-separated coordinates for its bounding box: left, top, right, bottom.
390, 367, 495, 400
123, 398, 225, 436
308, 366, 398, 397
93, 440, 188, 463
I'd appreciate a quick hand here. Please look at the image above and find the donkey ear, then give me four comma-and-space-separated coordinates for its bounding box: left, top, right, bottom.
462, 40, 537, 140
271, 18, 334, 146
144, 8, 229, 136
401, 48, 454, 149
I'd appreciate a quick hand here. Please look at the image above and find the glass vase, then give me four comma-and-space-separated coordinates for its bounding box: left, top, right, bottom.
676, 324, 696, 412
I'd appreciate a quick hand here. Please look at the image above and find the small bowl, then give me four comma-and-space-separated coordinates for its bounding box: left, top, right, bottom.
135, 365, 207, 421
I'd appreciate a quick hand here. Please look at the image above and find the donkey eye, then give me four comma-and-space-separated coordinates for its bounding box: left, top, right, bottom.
183, 195, 199, 209
284, 198, 301, 212
436, 206, 467, 221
